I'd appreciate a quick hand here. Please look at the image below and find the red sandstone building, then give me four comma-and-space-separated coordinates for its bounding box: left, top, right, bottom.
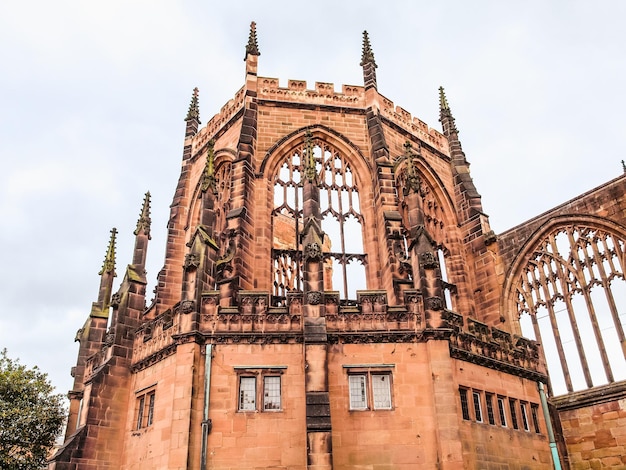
50, 24, 626, 469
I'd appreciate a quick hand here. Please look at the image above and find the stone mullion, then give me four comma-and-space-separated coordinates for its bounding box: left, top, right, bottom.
591, 236, 626, 359
529, 259, 575, 392
565, 230, 613, 384
548, 234, 593, 388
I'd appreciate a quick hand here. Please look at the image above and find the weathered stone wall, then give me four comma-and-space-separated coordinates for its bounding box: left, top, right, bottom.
553, 382, 626, 469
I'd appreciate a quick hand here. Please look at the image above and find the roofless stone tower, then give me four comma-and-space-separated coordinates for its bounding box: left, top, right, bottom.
53, 22, 626, 470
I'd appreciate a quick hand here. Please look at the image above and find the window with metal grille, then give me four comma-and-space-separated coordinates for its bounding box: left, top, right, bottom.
485, 393, 496, 425
472, 391, 483, 423
135, 387, 156, 430
497, 396, 507, 427
520, 402, 530, 431
509, 399, 519, 430
459, 388, 470, 420
531, 404, 541, 433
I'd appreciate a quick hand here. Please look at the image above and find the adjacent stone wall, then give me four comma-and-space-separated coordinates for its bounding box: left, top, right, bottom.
553, 381, 626, 469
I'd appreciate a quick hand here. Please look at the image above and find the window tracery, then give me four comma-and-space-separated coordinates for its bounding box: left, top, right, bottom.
271, 139, 366, 304
515, 224, 626, 395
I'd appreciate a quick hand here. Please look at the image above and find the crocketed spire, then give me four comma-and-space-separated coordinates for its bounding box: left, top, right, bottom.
185, 87, 200, 122
438, 86, 458, 136
360, 30, 377, 67
245, 21, 260, 58
99, 228, 117, 275
134, 192, 152, 239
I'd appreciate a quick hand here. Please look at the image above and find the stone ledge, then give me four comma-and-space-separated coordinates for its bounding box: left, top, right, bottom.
552, 380, 626, 411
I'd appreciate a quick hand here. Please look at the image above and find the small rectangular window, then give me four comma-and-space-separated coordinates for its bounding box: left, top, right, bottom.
263, 376, 281, 411
135, 387, 156, 430
146, 392, 155, 426
234, 366, 286, 412
371, 374, 392, 410
497, 397, 507, 427
136, 396, 145, 430
349, 375, 367, 410
239, 376, 256, 411
459, 388, 470, 420
520, 402, 530, 431
472, 391, 483, 423
531, 404, 541, 433
485, 393, 495, 425
346, 368, 394, 411
509, 399, 519, 430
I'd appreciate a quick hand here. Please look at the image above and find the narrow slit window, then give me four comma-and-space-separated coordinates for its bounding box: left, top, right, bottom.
485, 393, 496, 425
472, 391, 483, 423
497, 397, 507, 427
509, 399, 519, 430
520, 402, 530, 431
459, 388, 470, 420
531, 404, 541, 433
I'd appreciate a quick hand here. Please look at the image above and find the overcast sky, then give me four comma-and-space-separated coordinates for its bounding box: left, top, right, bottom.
1, 1, 625, 397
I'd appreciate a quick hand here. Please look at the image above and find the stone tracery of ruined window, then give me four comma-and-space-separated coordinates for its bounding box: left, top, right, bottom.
515, 224, 626, 395
395, 161, 454, 305
271, 139, 366, 304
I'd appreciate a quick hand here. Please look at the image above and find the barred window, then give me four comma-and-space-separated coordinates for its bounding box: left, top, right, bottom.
509, 399, 519, 430
497, 397, 507, 427
472, 391, 483, 423
459, 388, 470, 420
135, 387, 156, 430
238, 377, 256, 411
485, 393, 496, 425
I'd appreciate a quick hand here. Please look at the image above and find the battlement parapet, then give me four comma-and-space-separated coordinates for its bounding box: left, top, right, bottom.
257, 77, 365, 108
378, 94, 448, 153
193, 86, 246, 152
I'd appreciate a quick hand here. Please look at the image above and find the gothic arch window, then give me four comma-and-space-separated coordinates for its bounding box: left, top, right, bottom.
394, 157, 455, 308
272, 138, 366, 304
514, 224, 626, 395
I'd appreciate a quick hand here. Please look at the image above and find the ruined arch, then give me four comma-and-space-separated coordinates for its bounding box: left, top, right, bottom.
264, 127, 374, 303
502, 215, 626, 395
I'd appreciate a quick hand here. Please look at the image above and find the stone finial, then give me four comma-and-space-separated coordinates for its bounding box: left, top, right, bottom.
245, 21, 260, 58
134, 192, 152, 239
99, 228, 117, 275
201, 140, 217, 194
185, 87, 200, 122
360, 31, 377, 67
439, 86, 450, 111
438, 86, 458, 134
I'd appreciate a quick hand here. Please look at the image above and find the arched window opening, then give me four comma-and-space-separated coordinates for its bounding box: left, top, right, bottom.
438, 247, 454, 309
516, 225, 626, 395
271, 140, 366, 304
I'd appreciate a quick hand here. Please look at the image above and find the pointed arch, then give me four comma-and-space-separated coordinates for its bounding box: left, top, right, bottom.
502, 215, 626, 395
265, 127, 372, 303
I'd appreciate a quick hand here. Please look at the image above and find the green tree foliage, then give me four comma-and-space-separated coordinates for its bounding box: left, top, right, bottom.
0, 349, 66, 470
